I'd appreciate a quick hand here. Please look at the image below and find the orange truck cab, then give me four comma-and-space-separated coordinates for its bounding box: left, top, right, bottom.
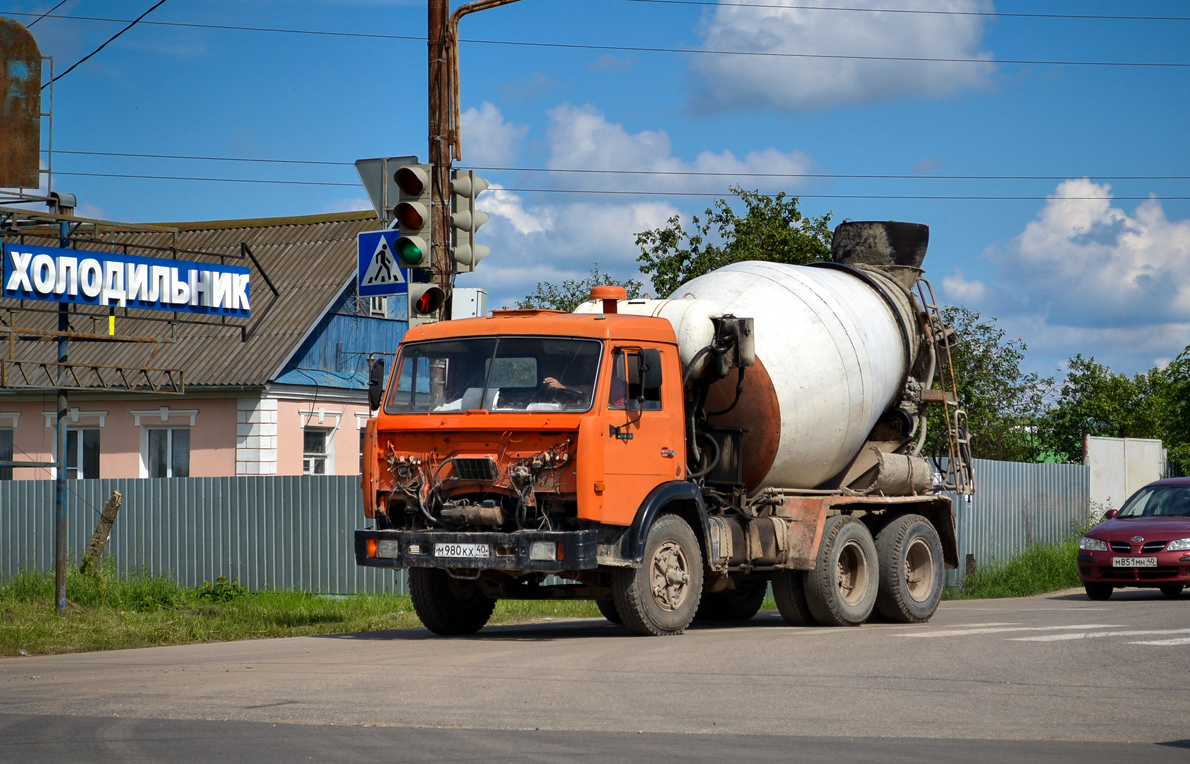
356, 303, 714, 632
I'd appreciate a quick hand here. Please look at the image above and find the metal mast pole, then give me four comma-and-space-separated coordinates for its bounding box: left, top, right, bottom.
428, 0, 452, 319
55, 216, 69, 615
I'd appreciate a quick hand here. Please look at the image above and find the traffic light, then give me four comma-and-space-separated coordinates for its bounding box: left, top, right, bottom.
450, 169, 491, 273
393, 163, 433, 269
408, 283, 446, 328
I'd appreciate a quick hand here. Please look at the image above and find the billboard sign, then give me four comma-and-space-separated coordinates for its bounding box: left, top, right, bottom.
2, 243, 251, 316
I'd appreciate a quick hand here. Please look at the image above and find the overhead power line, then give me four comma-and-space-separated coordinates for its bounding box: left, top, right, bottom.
48, 171, 1190, 201
6, 10, 1188, 69
42, 0, 170, 89
614, 0, 1190, 23
46, 150, 1190, 182
26, 0, 69, 27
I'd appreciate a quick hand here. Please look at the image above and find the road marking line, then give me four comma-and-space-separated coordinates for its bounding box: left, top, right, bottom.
1011, 628, 1190, 642
898, 624, 1118, 638
1128, 636, 1190, 646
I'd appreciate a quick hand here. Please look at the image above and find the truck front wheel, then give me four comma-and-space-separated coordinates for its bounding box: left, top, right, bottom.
409, 568, 496, 636
613, 514, 703, 636
804, 515, 878, 627
874, 514, 945, 623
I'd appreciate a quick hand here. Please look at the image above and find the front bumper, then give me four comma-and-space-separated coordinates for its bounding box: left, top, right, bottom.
1078, 550, 1190, 586
355, 528, 600, 572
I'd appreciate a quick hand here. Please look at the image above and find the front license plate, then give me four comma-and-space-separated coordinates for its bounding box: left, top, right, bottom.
1113, 556, 1158, 568
434, 543, 490, 559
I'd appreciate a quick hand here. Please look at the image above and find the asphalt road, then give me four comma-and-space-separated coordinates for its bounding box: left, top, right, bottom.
2, 588, 1188, 763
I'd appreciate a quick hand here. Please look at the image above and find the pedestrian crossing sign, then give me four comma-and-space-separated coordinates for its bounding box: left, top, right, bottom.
358, 230, 409, 297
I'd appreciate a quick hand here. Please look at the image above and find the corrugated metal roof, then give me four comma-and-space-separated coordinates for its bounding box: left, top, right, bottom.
1, 210, 380, 389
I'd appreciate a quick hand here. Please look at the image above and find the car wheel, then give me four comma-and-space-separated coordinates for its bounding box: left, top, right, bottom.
595, 598, 623, 624
874, 514, 945, 624
1084, 583, 1113, 601
612, 514, 703, 636
1159, 584, 1184, 598
409, 568, 496, 635
804, 515, 879, 627
695, 581, 768, 622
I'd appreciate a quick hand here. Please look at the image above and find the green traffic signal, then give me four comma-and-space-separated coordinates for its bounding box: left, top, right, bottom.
396, 237, 424, 265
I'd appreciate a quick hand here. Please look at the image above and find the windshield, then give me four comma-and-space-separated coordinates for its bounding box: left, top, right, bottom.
385, 336, 602, 414
1116, 484, 1190, 518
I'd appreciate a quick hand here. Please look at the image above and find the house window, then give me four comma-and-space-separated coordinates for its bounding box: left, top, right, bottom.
148, 428, 190, 478
66, 429, 101, 480
304, 428, 333, 475
0, 429, 13, 481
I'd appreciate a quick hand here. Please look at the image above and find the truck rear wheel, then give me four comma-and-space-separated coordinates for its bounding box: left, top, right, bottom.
695, 582, 767, 622
409, 568, 496, 636
804, 515, 878, 627
612, 514, 703, 636
595, 598, 623, 624
874, 514, 945, 623
773, 571, 816, 626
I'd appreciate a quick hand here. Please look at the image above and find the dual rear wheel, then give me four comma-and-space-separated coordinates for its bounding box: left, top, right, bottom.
773, 514, 944, 627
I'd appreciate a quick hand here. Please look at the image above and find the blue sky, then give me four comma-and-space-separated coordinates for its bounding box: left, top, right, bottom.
3, 0, 1188, 377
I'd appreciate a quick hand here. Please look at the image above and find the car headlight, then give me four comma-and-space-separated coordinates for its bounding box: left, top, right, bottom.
1079, 536, 1109, 552
1167, 537, 1190, 552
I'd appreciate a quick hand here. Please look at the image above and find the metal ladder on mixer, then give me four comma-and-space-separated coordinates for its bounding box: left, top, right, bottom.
916, 277, 975, 495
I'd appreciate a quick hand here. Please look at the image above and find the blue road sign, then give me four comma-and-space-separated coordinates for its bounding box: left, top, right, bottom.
358, 230, 409, 297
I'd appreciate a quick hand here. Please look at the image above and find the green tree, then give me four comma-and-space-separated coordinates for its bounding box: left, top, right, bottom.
1037, 350, 1190, 468
1155, 348, 1190, 473
514, 265, 644, 313
927, 306, 1051, 462
635, 185, 832, 296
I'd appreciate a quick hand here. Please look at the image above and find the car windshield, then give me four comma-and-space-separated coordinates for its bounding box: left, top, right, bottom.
1116, 485, 1190, 518
385, 336, 602, 414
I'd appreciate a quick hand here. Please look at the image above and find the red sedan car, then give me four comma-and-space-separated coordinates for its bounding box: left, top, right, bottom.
1078, 477, 1190, 600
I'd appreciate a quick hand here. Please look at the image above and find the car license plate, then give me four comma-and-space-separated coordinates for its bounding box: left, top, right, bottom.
1113, 556, 1157, 568
434, 543, 490, 559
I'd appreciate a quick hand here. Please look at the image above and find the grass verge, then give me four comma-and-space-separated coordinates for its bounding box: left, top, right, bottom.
944, 536, 1081, 600
0, 565, 600, 657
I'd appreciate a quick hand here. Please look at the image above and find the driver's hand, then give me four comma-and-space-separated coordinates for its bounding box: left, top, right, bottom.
542, 377, 565, 389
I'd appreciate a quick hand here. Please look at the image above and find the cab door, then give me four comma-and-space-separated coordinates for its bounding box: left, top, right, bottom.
595, 345, 685, 526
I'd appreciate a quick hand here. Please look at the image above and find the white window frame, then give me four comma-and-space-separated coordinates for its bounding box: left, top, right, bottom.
132, 407, 198, 478
0, 415, 16, 480
145, 427, 192, 478
43, 409, 106, 479
299, 408, 343, 476
303, 427, 335, 475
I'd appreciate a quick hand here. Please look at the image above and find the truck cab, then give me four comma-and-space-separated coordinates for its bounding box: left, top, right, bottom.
356, 301, 701, 633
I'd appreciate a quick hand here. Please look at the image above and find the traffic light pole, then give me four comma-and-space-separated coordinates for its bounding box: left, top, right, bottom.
428, 0, 452, 320
430, 0, 524, 322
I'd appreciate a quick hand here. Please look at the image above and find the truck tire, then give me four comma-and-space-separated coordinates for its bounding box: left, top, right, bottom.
595, 598, 623, 624
874, 514, 945, 623
612, 514, 703, 636
695, 582, 767, 622
409, 568, 496, 636
772, 571, 816, 626
804, 515, 878, 627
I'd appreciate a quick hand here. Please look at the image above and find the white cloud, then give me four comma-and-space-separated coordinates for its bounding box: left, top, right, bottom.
690, 0, 995, 113
948, 179, 1190, 373
458, 103, 816, 310
545, 104, 816, 193
459, 102, 529, 166
467, 184, 679, 309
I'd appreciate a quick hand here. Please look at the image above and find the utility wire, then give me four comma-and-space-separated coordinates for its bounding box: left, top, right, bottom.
26, 0, 70, 28
42, 0, 170, 89
45, 151, 1190, 182
47, 172, 1190, 201
7, 10, 1189, 68
613, 0, 1190, 23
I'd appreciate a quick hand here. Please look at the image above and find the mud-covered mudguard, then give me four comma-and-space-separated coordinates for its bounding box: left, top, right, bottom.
617, 481, 710, 564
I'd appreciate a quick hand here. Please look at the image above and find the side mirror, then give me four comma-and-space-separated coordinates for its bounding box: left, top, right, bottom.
1105, 509, 1118, 520
368, 358, 386, 411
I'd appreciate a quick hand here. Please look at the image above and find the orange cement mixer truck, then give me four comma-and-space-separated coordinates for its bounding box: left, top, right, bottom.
356, 221, 974, 636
